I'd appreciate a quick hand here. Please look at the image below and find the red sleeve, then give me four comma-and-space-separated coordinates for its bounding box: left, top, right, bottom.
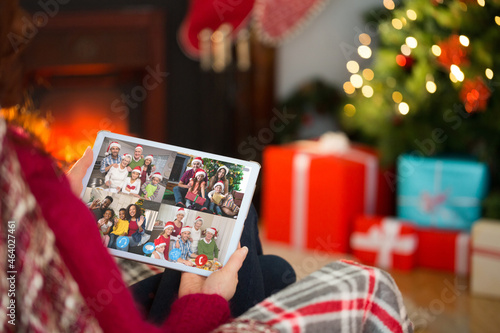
12, 134, 231, 332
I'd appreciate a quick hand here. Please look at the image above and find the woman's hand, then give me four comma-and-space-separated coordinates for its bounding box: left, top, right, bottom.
178, 246, 248, 301
66, 146, 93, 196
138, 216, 145, 227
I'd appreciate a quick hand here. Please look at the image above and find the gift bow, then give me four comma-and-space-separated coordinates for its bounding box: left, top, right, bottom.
421, 191, 448, 213
350, 218, 418, 269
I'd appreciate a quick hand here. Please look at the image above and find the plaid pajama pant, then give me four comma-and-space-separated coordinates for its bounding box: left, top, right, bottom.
214, 260, 413, 333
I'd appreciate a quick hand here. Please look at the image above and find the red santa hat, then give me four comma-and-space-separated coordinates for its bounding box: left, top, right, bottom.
177, 207, 186, 216
145, 155, 154, 163
163, 221, 175, 231
135, 144, 143, 152
217, 165, 229, 175
192, 157, 203, 167
105, 141, 121, 156
122, 153, 132, 160
195, 168, 206, 179
214, 181, 224, 191
131, 166, 141, 174
194, 216, 204, 224
181, 226, 192, 234
154, 238, 167, 249
206, 227, 217, 239
151, 172, 162, 181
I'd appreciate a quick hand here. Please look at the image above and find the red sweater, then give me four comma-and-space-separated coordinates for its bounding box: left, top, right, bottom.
12, 131, 230, 332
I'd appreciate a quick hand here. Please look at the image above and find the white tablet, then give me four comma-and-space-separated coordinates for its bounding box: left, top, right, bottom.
81, 131, 260, 276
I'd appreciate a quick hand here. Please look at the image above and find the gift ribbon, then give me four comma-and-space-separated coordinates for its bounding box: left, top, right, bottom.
350, 218, 418, 269
290, 148, 378, 249
455, 233, 470, 275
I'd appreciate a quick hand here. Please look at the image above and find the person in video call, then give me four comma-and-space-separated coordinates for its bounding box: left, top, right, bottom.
185, 168, 207, 209
108, 208, 129, 249
156, 221, 175, 260
173, 156, 205, 207
88, 195, 114, 221
120, 166, 142, 197
208, 181, 240, 216
174, 226, 196, 267
140, 154, 155, 184
100, 141, 122, 174
105, 154, 132, 191
151, 239, 167, 260
190, 216, 204, 254
140, 172, 162, 201
197, 227, 219, 261
97, 208, 115, 247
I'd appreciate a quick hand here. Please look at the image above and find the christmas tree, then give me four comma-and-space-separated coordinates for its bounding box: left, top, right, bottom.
342, 0, 500, 217
202, 158, 245, 192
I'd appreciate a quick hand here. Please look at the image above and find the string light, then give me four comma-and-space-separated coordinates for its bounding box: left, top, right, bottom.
386, 77, 397, 88
399, 102, 410, 115
347, 60, 360, 73
450, 65, 465, 82
362, 85, 374, 98
495, 16, 500, 26
392, 91, 403, 103
485, 68, 494, 80
383, 0, 395, 10
431, 45, 442, 56
459, 35, 470, 47
406, 10, 417, 20
392, 19, 403, 30
362, 69, 374, 81
406, 37, 418, 49
426, 81, 437, 93
343, 82, 356, 94
477, 0, 485, 7
344, 104, 356, 117
359, 33, 371, 45
401, 44, 412, 56
350, 74, 363, 88
358, 45, 372, 59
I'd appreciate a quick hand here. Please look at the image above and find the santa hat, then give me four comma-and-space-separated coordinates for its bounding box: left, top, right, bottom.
152, 172, 162, 181
177, 207, 186, 216
163, 221, 175, 231
192, 157, 203, 167
122, 153, 132, 160
194, 216, 204, 224
206, 227, 217, 239
195, 169, 206, 178
135, 144, 143, 152
154, 238, 167, 249
214, 181, 224, 191
181, 226, 192, 234
217, 165, 229, 175
105, 141, 121, 156
145, 155, 154, 163
131, 166, 141, 174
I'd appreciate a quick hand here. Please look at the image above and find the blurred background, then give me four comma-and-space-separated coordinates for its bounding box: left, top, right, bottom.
2, 0, 500, 332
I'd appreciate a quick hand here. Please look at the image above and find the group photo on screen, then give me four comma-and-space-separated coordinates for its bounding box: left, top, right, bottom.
82, 137, 251, 270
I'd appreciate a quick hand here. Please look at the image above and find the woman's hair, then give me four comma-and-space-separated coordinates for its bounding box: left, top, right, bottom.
191, 174, 205, 190
126, 203, 143, 220
145, 162, 153, 177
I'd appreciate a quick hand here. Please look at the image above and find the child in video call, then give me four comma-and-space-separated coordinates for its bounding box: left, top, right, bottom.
156, 222, 174, 260
98, 208, 115, 247
185, 168, 206, 208
120, 166, 142, 197
141, 172, 162, 201
152, 240, 167, 260
108, 208, 129, 249
208, 181, 239, 216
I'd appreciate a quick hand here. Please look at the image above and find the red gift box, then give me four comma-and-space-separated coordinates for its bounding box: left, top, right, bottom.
262, 140, 385, 254
350, 216, 418, 270
417, 228, 470, 275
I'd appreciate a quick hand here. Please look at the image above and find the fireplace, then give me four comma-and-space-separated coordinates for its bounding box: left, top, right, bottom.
22, 9, 167, 164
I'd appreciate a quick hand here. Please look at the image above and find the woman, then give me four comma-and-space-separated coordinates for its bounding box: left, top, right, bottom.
168, 207, 185, 250
117, 203, 146, 252
208, 165, 229, 194
105, 154, 131, 191
140, 154, 155, 184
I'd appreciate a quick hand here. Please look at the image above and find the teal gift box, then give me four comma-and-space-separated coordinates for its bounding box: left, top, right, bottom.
397, 155, 488, 231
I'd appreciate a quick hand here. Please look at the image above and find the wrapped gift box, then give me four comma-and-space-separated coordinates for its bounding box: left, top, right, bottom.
417, 228, 470, 275
262, 136, 390, 254
470, 219, 500, 299
350, 216, 418, 270
397, 155, 488, 231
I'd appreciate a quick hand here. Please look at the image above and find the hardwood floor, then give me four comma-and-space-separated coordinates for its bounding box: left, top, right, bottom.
260, 238, 500, 333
